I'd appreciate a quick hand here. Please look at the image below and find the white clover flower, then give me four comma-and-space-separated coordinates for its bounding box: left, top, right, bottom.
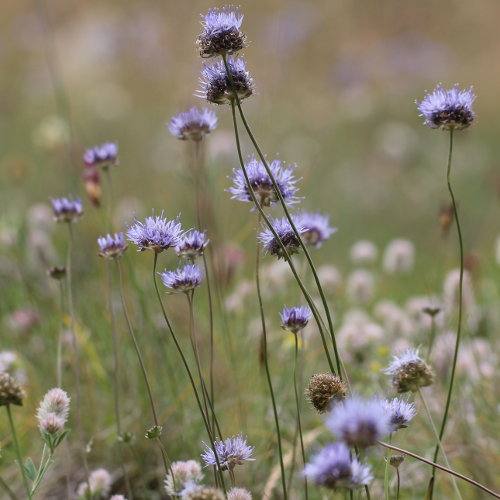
383, 239, 415, 274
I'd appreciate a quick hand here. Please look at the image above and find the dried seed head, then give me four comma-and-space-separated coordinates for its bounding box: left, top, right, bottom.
306, 373, 347, 413
0, 372, 25, 406
227, 487, 252, 500
390, 455, 405, 468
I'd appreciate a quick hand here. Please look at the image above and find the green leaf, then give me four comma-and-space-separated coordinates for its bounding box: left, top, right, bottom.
23, 457, 37, 482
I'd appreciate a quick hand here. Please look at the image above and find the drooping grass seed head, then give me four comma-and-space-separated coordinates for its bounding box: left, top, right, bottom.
280, 305, 312, 334
126, 211, 185, 253
382, 397, 416, 432
197, 6, 247, 58
50, 196, 83, 223
306, 373, 347, 413
168, 107, 217, 142
0, 372, 25, 406
304, 442, 373, 490
164, 460, 203, 496
83, 142, 118, 169
76, 468, 112, 498
176, 231, 210, 260
159, 264, 203, 293
416, 84, 476, 131
97, 232, 128, 259
384, 348, 434, 393
228, 155, 301, 209
47, 266, 67, 280
198, 56, 253, 105
326, 396, 391, 448
201, 433, 255, 471
295, 211, 337, 248
258, 216, 304, 260
184, 486, 225, 500
227, 487, 252, 500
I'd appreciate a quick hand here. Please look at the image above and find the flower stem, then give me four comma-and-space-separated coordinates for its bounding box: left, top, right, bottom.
56, 279, 65, 387
383, 434, 392, 500
427, 315, 437, 358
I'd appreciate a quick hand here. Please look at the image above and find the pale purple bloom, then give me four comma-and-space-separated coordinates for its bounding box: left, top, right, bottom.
416, 84, 475, 130
304, 442, 373, 490
280, 305, 312, 334
384, 348, 423, 376
126, 211, 184, 253
83, 142, 118, 168
382, 397, 417, 432
198, 56, 253, 105
97, 232, 128, 259
168, 107, 217, 142
50, 196, 83, 223
228, 155, 301, 208
295, 211, 337, 247
197, 6, 246, 58
159, 264, 203, 293
258, 216, 305, 259
176, 230, 209, 260
201, 433, 254, 471
326, 396, 391, 448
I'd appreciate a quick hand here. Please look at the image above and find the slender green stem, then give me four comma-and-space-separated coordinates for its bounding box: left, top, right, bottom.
255, 213, 288, 500
427, 315, 437, 358
429, 129, 464, 499
396, 469, 401, 500
6, 406, 32, 500
0, 474, 18, 500
56, 279, 65, 387
229, 99, 336, 375
383, 434, 392, 500
103, 167, 114, 232
378, 441, 500, 498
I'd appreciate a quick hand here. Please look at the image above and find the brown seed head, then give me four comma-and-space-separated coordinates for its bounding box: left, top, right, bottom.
306, 373, 347, 413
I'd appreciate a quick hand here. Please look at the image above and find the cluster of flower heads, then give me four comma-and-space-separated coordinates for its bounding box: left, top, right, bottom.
0, 372, 24, 407
168, 107, 218, 141
50, 196, 83, 223
97, 232, 128, 259
201, 433, 255, 471
280, 305, 312, 334
83, 142, 119, 168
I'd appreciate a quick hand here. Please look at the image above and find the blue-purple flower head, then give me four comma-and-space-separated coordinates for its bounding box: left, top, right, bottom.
126, 211, 184, 253
83, 142, 118, 168
295, 211, 337, 248
384, 347, 434, 393
176, 230, 210, 260
382, 397, 417, 432
304, 442, 372, 490
197, 6, 247, 58
259, 216, 305, 260
198, 56, 253, 105
168, 107, 218, 142
50, 196, 83, 223
97, 233, 128, 260
416, 84, 476, 131
160, 264, 203, 293
280, 305, 312, 334
201, 433, 254, 471
326, 396, 391, 448
228, 155, 301, 208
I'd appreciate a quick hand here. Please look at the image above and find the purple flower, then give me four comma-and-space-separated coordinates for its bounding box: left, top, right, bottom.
197, 7, 246, 58
416, 84, 475, 130
176, 230, 209, 260
304, 442, 373, 490
258, 216, 305, 260
168, 107, 217, 142
198, 56, 253, 105
50, 196, 83, 223
326, 396, 391, 448
228, 155, 301, 208
97, 233, 128, 259
201, 433, 254, 471
295, 211, 337, 247
280, 305, 312, 334
382, 397, 417, 432
383, 348, 434, 393
126, 211, 184, 253
83, 142, 118, 168
159, 264, 203, 293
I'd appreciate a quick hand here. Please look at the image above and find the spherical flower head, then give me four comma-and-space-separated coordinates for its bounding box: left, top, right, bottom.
350, 240, 378, 265
197, 6, 246, 58
110, 496, 127, 500
168, 107, 218, 141
0, 373, 25, 406
416, 84, 475, 131
304, 442, 373, 490
384, 348, 434, 393
280, 305, 312, 334
50, 196, 83, 223
83, 142, 118, 168
37, 387, 70, 423
97, 232, 128, 259
228, 155, 301, 208
295, 211, 337, 248
382, 397, 416, 432
183, 486, 225, 500
201, 433, 255, 471
164, 460, 203, 496
227, 487, 252, 500
160, 264, 203, 293
198, 56, 253, 105
176, 231, 210, 260
39, 412, 65, 435
306, 373, 347, 413
383, 239, 415, 275
77, 468, 112, 498
126, 211, 184, 253
259, 216, 305, 260
326, 396, 391, 448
